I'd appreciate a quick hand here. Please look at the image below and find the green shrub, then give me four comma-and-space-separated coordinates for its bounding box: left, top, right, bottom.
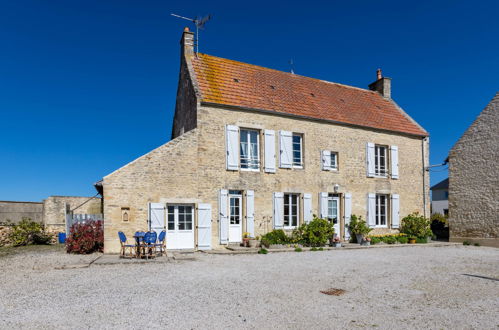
299, 217, 334, 247
401, 213, 432, 239
8, 218, 52, 247
258, 248, 268, 254
474, 242, 480, 247
260, 229, 289, 247
397, 236, 408, 244
370, 237, 382, 245
294, 247, 302, 252
318, 247, 324, 251
310, 247, 318, 251
384, 236, 397, 244
416, 237, 427, 244
348, 215, 372, 236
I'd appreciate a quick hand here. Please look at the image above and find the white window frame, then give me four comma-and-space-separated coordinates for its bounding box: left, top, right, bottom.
283, 193, 300, 229
292, 133, 303, 168
240, 129, 260, 172
375, 194, 388, 228
374, 145, 388, 177
330, 152, 338, 171
167, 204, 194, 231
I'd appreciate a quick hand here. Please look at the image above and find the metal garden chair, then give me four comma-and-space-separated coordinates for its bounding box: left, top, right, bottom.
154, 230, 166, 256
142, 231, 157, 259
118, 231, 135, 258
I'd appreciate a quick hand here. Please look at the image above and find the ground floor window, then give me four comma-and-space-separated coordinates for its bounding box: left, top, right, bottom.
167, 205, 193, 231
375, 194, 388, 227
284, 193, 299, 228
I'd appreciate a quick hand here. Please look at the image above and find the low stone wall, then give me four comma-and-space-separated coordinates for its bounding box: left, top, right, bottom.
0, 225, 12, 247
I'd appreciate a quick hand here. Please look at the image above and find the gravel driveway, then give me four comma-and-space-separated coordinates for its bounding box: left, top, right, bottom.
0, 245, 498, 329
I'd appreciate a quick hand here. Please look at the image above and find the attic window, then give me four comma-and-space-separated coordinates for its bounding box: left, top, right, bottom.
340, 99, 345, 103
270, 85, 275, 90
233, 78, 239, 82
310, 93, 315, 97
376, 105, 381, 110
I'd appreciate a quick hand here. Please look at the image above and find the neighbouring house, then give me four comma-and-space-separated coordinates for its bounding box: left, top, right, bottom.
100, 28, 430, 253
430, 178, 449, 216
448, 92, 499, 247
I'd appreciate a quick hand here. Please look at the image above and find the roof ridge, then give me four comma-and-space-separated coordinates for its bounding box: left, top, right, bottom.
195, 53, 377, 94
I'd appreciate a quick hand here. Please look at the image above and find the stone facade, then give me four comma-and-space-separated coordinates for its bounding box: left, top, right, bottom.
43, 196, 103, 234
103, 104, 429, 253
448, 92, 499, 247
0, 201, 43, 224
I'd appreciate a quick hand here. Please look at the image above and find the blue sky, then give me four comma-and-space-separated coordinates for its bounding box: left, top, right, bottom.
1, 0, 498, 201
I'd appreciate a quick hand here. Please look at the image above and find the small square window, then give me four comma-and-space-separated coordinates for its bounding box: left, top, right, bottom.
330, 152, 338, 170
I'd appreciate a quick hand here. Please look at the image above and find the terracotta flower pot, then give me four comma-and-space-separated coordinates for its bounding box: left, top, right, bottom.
408, 238, 416, 244
242, 237, 250, 247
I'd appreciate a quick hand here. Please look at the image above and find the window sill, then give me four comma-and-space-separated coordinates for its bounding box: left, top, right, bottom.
292, 165, 304, 169
240, 168, 260, 172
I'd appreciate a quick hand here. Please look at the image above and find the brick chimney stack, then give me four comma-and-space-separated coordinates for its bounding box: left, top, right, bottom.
180, 27, 195, 57
369, 68, 392, 99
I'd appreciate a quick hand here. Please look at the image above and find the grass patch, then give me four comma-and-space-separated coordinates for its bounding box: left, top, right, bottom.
257, 248, 268, 254
294, 247, 303, 252
0, 244, 63, 258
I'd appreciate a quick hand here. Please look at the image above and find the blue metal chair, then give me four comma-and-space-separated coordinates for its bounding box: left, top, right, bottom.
142, 231, 157, 259
154, 230, 166, 256
118, 231, 135, 258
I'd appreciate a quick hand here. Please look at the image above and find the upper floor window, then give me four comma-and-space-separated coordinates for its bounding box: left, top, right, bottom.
292, 134, 303, 167
284, 193, 299, 228
321, 150, 338, 171
240, 129, 260, 170
330, 152, 338, 170
375, 145, 388, 177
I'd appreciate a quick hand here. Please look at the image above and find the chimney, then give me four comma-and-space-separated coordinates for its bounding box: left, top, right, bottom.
368, 68, 391, 99
180, 27, 195, 57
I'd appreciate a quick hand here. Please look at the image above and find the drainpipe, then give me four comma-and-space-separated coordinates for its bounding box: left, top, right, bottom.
421, 137, 427, 217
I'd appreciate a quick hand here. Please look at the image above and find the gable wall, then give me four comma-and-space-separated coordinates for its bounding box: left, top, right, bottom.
102, 129, 199, 253
448, 93, 499, 246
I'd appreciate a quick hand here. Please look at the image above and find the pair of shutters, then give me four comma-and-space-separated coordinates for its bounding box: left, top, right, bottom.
273, 192, 313, 228
366, 194, 400, 228
225, 125, 292, 173
366, 143, 399, 179
219, 189, 255, 244
148, 203, 212, 250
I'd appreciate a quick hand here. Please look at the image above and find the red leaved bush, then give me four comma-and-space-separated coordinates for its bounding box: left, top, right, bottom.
66, 220, 104, 254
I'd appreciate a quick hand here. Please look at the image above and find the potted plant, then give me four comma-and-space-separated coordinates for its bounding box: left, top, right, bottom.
331, 236, 342, 247
361, 236, 371, 246
248, 235, 259, 248
408, 236, 416, 244
348, 215, 372, 244
400, 213, 433, 245
242, 232, 250, 247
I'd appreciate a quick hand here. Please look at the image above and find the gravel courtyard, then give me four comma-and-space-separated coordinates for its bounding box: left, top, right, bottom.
0, 245, 498, 329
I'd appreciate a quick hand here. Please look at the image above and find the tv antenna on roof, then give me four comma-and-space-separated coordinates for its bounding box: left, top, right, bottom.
171, 13, 211, 55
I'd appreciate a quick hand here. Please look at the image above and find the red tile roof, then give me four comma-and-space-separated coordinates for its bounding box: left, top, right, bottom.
191, 53, 427, 137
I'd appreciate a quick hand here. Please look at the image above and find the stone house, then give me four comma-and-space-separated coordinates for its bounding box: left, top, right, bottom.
430, 178, 449, 216
448, 92, 499, 247
101, 28, 429, 253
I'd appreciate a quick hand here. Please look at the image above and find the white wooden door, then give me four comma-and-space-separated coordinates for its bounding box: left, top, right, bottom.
166, 205, 195, 249
327, 196, 341, 236
228, 193, 242, 243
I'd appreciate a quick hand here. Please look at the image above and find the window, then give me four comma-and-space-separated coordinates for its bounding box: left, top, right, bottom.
444, 191, 449, 199
292, 134, 303, 167
240, 129, 260, 170
330, 152, 338, 170
284, 193, 299, 228
327, 195, 339, 224
375, 145, 388, 177
375, 194, 388, 227
167, 205, 193, 231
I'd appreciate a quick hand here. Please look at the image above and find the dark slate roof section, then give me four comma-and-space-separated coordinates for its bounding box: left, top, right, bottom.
431, 178, 449, 190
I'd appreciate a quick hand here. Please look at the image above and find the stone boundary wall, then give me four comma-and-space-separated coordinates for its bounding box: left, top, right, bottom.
0, 201, 43, 224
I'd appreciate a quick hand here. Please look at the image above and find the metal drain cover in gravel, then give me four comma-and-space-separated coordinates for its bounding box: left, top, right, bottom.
320, 288, 346, 296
